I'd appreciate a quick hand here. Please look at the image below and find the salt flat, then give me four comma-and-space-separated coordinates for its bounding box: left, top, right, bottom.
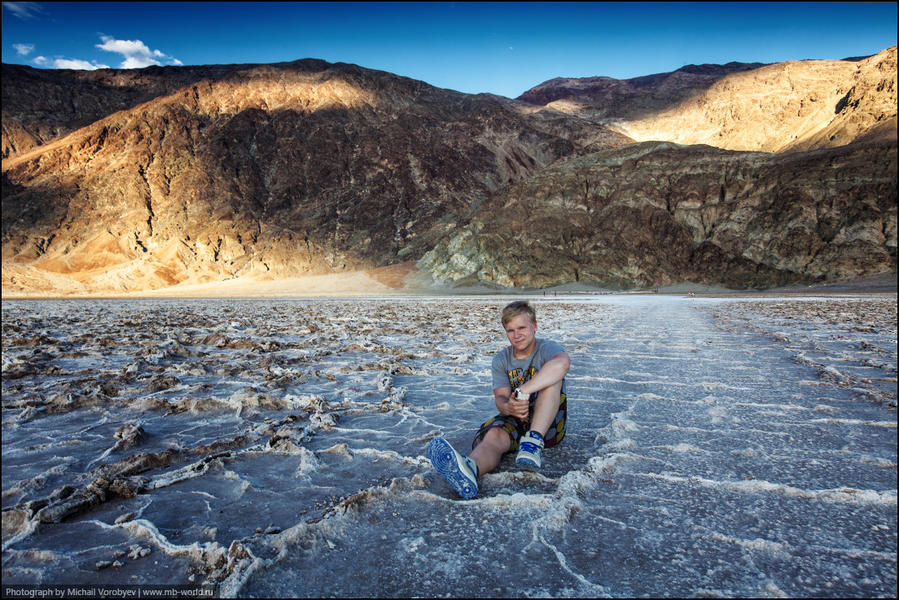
2, 294, 896, 597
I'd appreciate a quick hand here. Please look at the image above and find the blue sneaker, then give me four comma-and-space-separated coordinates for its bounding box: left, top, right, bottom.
516, 431, 544, 470
428, 437, 479, 499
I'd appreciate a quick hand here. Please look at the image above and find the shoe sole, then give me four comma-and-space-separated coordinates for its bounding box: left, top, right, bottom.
516, 455, 541, 470
428, 438, 478, 499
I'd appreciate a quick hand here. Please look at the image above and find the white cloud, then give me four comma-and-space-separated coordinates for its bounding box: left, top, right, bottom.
53, 58, 110, 70
32, 54, 109, 70
13, 43, 35, 56
21, 33, 180, 71
3, 2, 47, 20
95, 35, 180, 68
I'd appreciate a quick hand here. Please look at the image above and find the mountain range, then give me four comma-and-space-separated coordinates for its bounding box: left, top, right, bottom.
2, 46, 896, 294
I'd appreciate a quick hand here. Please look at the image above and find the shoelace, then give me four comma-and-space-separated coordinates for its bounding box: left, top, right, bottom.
520, 439, 542, 452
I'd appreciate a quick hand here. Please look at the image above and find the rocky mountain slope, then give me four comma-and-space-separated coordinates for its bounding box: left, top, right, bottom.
514, 47, 897, 154
2, 47, 896, 294
2, 60, 630, 293
1, 63, 249, 159
516, 61, 768, 121
419, 140, 896, 289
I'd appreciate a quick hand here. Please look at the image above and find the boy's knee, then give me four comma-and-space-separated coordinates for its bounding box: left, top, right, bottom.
483, 427, 511, 449
536, 380, 563, 402
484, 426, 505, 442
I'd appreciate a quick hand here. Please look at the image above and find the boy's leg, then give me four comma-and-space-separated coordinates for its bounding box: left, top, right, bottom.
469, 426, 512, 476
516, 380, 563, 470
528, 380, 564, 438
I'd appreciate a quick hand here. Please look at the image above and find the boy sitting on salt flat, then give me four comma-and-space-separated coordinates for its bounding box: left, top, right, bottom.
428, 300, 570, 499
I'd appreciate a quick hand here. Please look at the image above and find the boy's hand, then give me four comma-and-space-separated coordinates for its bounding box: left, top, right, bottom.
504, 397, 530, 422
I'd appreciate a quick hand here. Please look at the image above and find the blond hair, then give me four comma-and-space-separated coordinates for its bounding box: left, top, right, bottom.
501, 300, 536, 326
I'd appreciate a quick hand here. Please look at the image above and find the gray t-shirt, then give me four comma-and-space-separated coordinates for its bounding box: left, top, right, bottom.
491, 338, 567, 395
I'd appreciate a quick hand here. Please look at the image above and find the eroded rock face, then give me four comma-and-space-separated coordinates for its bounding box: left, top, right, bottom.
418, 141, 897, 289
1, 60, 631, 293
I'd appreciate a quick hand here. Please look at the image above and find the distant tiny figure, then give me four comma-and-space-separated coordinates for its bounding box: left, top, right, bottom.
428, 300, 571, 499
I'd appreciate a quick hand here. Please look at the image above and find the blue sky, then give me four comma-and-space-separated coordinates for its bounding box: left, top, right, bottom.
2, 1, 896, 98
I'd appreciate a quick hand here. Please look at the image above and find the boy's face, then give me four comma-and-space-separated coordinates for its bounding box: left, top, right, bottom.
504, 313, 538, 355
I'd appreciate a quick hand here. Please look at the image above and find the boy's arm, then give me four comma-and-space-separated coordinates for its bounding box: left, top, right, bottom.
517, 352, 571, 396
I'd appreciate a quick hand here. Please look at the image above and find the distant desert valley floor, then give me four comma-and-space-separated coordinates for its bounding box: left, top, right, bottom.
2, 47, 896, 297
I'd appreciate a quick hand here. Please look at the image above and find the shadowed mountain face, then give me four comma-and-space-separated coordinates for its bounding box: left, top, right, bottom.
1, 62, 254, 159
419, 141, 897, 289
1, 48, 896, 294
